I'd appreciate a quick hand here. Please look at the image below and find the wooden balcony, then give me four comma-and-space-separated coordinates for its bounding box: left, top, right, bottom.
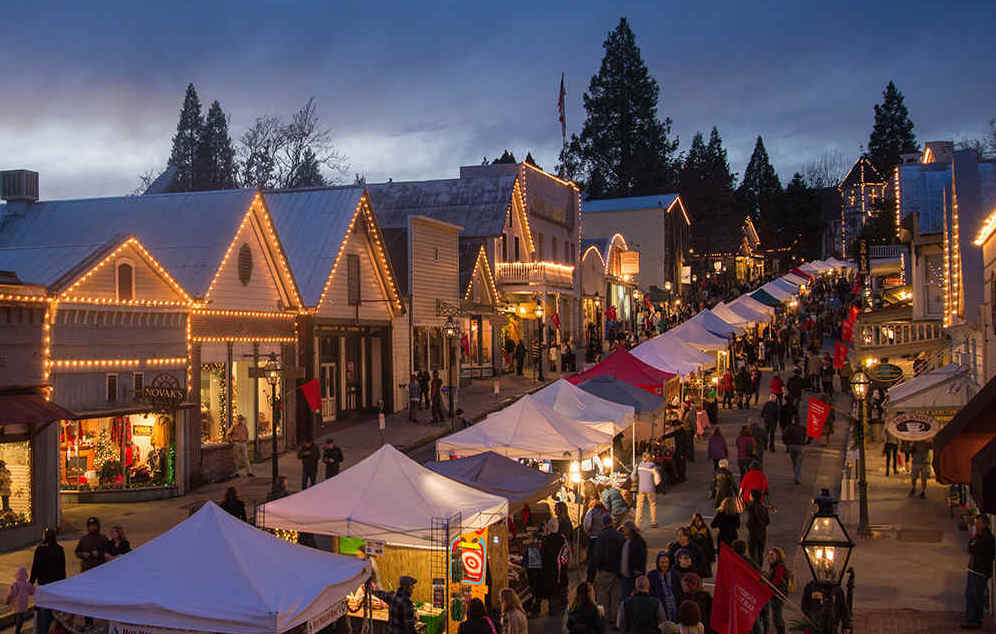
855, 317, 945, 358
495, 261, 575, 289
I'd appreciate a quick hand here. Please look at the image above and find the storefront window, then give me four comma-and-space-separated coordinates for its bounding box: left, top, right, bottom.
200, 358, 282, 445
60, 413, 175, 491
462, 316, 493, 367
0, 438, 31, 528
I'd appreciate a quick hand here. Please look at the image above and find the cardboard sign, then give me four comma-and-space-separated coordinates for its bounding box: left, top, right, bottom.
806, 398, 831, 439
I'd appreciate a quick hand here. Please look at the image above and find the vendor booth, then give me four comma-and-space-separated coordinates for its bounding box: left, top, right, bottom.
36, 503, 370, 634
729, 293, 777, 317
576, 375, 669, 462
750, 288, 785, 308
933, 373, 996, 486
566, 347, 676, 396
660, 319, 729, 352
630, 336, 716, 376
260, 445, 508, 634
760, 280, 795, 302
887, 364, 976, 421
688, 308, 744, 338
532, 378, 636, 435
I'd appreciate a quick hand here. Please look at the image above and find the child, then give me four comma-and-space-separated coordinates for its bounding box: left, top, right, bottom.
6, 567, 34, 634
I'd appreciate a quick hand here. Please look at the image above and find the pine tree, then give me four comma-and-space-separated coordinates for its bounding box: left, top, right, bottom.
194, 100, 237, 190
737, 136, 782, 222
868, 81, 918, 177
168, 83, 204, 192
492, 150, 517, 165
569, 17, 679, 198
524, 152, 541, 170
287, 148, 326, 188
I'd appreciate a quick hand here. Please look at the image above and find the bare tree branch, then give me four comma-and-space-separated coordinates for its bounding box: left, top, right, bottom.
803, 148, 849, 189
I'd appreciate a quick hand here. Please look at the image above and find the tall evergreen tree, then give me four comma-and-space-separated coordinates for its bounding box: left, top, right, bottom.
567, 17, 679, 198
492, 150, 517, 164
287, 148, 326, 188
167, 83, 204, 192
680, 127, 737, 256
868, 81, 918, 177
194, 100, 236, 190
737, 136, 782, 222
524, 152, 540, 170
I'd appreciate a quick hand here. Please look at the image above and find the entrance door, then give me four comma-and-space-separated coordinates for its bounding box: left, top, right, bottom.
320, 362, 337, 422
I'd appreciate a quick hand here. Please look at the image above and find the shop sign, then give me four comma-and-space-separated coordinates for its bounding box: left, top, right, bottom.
681, 266, 691, 284
140, 373, 186, 410
870, 363, 903, 385
620, 251, 640, 275
858, 239, 869, 276
887, 413, 942, 442
451, 528, 488, 585
110, 623, 199, 634
911, 406, 960, 424
364, 539, 385, 556
306, 599, 349, 634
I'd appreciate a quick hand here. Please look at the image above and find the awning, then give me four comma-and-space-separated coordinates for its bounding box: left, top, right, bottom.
933, 374, 996, 485
0, 391, 74, 433
750, 289, 784, 307
972, 436, 996, 514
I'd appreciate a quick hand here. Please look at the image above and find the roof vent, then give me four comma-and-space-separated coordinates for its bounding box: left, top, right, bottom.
1, 170, 39, 203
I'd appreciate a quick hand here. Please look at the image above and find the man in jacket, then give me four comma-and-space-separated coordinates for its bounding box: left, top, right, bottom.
746, 489, 770, 566
963, 515, 995, 629
228, 416, 252, 478
761, 393, 780, 451
322, 438, 344, 480
633, 454, 660, 528
617, 575, 666, 633
619, 520, 648, 601
388, 576, 417, 634
783, 422, 807, 485
786, 368, 805, 412
735, 426, 755, 477
910, 441, 931, 499
74, 517, 109, 572
750, 420, 767, 467
297, 439, 320, 489
594, 515, 625, 624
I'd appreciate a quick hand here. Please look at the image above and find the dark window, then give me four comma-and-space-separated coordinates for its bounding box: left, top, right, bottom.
537, 233, 544, 260
552, 238, 558, 262
501, 235, 507, 262
106, 374, 118, 402
117, 263, 133, 301
347, 254, 361, 306
133, 372, 143, 398
514, 237, 520, 261
238, 243, 253, 286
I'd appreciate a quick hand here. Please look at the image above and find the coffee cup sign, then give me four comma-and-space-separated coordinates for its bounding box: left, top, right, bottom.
887, 413, 940, 442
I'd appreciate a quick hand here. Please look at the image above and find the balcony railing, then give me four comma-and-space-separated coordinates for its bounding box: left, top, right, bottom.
495, 261, 575, 288
856, 319, 944, 351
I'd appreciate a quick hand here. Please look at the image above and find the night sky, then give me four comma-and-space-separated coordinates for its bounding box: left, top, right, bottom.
3, 0, 994, 200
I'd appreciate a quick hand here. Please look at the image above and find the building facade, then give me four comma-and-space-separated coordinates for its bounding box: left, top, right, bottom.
838, 156, 887, 255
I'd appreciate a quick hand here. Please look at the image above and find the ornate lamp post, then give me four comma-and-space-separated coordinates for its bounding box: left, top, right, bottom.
264, 352, 283, 495
850, 370, 872, 535
801, 489, 855, 633
443, 315, 459, 424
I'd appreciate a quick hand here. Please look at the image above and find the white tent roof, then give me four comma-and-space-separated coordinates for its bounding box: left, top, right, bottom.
436, 395, 613, 462
689, 309, 745, 337
760, 281, 794, 301
533, 378, 636, 434
887, 364, 979, 409
730, 294, 776, 317
799, 262, 823, 274
770, 278, 799, 294
660, 319, 728, 351
631, 335, 716, 375
36, 503, 370, 634
781, 273, 807, 286
260, 444, 508, 548
824, 257, 856, 269
710, 302, 753, 327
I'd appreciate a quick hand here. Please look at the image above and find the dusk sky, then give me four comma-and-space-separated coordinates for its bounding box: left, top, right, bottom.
3, 0, 994, 201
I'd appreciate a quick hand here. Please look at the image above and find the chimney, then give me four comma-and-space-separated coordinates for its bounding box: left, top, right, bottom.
1, 170, 39, 204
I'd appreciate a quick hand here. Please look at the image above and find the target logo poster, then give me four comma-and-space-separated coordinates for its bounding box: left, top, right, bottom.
452, 528, 488, 585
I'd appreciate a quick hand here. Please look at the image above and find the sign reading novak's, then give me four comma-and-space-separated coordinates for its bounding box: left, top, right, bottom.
141, 373, 186, 410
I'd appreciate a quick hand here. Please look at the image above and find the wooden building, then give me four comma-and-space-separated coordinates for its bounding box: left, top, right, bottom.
580, 234, 640, 346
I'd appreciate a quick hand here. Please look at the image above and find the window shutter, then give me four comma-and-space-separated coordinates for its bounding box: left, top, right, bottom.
347, 254, 361, 306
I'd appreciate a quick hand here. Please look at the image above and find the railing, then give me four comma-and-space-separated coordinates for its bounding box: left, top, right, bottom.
869, 244, 907, 259
495, 261, 575, 288
322, 397, 336, 422
856, 319, 944, 350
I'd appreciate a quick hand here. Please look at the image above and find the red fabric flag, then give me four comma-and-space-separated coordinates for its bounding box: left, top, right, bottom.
551, 311, 561, 330
848, 304, 860, 323
460, 333, 470, 357
851, 283, 860, 296
299, 379, 321, 413
711, 542, 774, 634
833, 341, 849, 370
557, 73, 567, 141
605, 305, 618, 321
840, 319, 853, 343
807, 397, 831, 438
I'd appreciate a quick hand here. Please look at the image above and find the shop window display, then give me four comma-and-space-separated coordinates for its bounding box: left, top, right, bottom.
200, 359, 281, 446
0, 439, 31, 527
59, 413, 175, 491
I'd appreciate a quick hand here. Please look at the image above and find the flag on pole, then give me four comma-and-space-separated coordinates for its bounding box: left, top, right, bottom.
849, 304, 860, 323
551, 311, 561, 330
711, 542, 774, 634
557, 72, 567, 143
833, 341, 849, 369
841, 318, 853, 343
806, 397, 831, 438
299, 379, 321, 413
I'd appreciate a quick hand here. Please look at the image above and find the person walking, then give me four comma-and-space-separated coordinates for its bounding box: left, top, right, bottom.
735, 426, 754, 477
501, 588, 528, 634
75, 516, 109, 572
749, 420, 767, 468
5, 567, 33, 634
106, 526, 131, 559
297, 438, 320, 490
430, 370, 444, 423
30, 528, 65, 634
593, 515, 625, 624
616, 575, 666, 634
322, 438, 344, 479
963, 515, 995, 630
389, 576, 418, 634
883, 428, 899, 477
563, 581, 605, 634
735, 366, 751, 410
707, 427, 727, 472
761, 393, 779, 451
761, 547, 790, 634
745, 490, 770, 566
648, 552, 679, 623
710, 497, 740, 546
679, 575, 712, 634
711, 459, 736, 509
540, 518, 568, 615
459, 598, 498, 634
720, 370, 734, 409
417, 369, 430, 409
910, 441, 930, 498
634, 454, 661, 528
668, 527, 708, 579
408, 373, 421, 422
515, 340, 526, 376
786, 368, 805, 414
783, 420, 807, 485
229, 415, 252, 478
750, 366, 762, 406
583, 500, 609, 582
620, 521, 648, 600
687, 515, 715, 578
820, 357, 835, 396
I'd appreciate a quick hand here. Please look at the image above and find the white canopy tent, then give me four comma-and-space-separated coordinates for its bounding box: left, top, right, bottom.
435, 395, 614, 462
729, 294, 777, 317
631, 336, 716, 375
689, 308, 745, 337
886, 364, 979, 412
798, 262, 823, 274
770, 278, 800, 295
714, 301, 768, 327
533, 378, 636, 435
760, 281, 795, 302
36, 503, 371, 634
660, 319, 728, 351
781, 273, 808, 286
259, 444, 508, 548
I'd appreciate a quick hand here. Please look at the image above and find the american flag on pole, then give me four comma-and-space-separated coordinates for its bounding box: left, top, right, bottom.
557, 72, 567, 143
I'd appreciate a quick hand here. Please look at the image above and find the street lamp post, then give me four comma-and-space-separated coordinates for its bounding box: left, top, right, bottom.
264, 352, 283, 496
443, 316, 459, 425
849, 370, 872, 536
801, 488, 855, 633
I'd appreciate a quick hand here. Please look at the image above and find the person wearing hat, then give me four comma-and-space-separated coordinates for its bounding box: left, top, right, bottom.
74, 517, 109, 572
389, 575, 417, 634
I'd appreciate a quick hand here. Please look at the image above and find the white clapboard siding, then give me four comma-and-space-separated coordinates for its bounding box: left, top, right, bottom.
391, 314, 410, 413
411, 219, 459, 327
63, 243, 187, 303
316, 226, 393, 321
204, 214, 286, 311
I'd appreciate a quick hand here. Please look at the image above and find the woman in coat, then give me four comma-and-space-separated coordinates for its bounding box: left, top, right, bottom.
30, 528, 65, 634
687, 514, 715, 578
539, 519, 568, 612
706, 427, 727, 472
710, 497, 741, 546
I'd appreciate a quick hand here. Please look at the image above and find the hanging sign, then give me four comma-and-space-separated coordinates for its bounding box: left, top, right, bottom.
887, 413, 942, 442
870, 363, 903, 385
806, 397, 831, 439
620, 251, 640, 276
451, 528, 488, 585
306, 599, 349, 634
140, 373, 186, 411
364, 539, 385, 556
110, 623, 199, 634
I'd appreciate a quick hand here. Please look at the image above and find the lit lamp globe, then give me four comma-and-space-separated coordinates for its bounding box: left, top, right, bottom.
601, 455, 613, 471
569, 460, 582, 484
264, 353, 282, 387
443, 316, 458, 338
801, 491, 855, 586
850, 370, 871, 400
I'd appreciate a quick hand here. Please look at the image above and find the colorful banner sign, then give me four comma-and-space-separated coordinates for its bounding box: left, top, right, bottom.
451, 528, 488, 585
806, 397, 831, 439
841, 319, 853, 343
711, 543, 774, 634
887, 413, 942, 442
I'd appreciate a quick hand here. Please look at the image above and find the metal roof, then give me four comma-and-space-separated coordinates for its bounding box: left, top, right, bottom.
582, 194, 679, 214
367, 176, 516, 237
899, 163, 950, 235
0, 189, 257, 294
264, 187, 366, 307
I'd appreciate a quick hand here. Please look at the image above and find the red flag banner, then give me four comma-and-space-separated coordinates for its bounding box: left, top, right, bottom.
833, 341, 849, 370
849, 304, 860, 323
711, 542, 774, 634
807, 397, 831, 438
551, 311, 561, 330
840, 319, 853, 343
300, 379, 321, 413
460, 333, 470, 358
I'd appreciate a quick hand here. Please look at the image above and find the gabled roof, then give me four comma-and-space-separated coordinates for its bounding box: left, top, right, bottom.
583, 194, 679, 213
0, 189, 258, 296
839, 156, 885, 191
367, 175, 517, 237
